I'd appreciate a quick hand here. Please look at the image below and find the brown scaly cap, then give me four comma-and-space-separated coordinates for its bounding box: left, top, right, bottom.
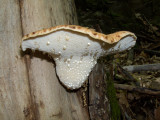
22, 25, 136, 44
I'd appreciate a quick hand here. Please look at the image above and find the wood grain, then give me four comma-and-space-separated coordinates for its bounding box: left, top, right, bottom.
0, 0, 89, 120
0, 0, 33, 119
89, 63, 110, 120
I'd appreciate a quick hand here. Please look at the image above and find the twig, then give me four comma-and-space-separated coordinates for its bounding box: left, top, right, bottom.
114, 83, 160, 96
117, 64, 138, 85
123, 63, 160, 73
149, 42, 160, 49
134, 48, 160, 56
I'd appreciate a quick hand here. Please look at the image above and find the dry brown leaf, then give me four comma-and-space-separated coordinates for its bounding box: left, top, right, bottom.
117, 92, 130, 108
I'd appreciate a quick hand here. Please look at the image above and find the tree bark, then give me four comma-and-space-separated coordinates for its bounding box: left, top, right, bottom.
89, 64, 110, 120
0, 0, 89, 120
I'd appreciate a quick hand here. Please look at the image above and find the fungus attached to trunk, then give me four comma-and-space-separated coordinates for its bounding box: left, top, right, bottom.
22, 25, 137, 89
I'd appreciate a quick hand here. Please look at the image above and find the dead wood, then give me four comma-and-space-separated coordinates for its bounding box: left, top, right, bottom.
149, 42, 160, 49
114, 83, 160, 96
123, 63, 160, 73
89, 63, 110, 120
117, 64, 139, 85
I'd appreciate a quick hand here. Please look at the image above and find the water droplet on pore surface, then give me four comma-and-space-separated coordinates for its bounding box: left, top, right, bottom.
58, 51, 61, 54
46, 41, 50, 45
63, 46, 66, 50
67, 58, 71, 62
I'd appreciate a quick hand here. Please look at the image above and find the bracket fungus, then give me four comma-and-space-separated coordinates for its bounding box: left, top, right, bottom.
22, 25, 137, 89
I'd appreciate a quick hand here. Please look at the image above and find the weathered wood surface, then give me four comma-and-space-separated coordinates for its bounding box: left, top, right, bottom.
123, 63, 160, 73
0, 0, 89, 120
0, 0, 34, 119
89, 63, 110, 120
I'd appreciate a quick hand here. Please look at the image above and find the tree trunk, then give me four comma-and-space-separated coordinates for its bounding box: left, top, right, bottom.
0, 0, 89, 120
89, 64, 110, 120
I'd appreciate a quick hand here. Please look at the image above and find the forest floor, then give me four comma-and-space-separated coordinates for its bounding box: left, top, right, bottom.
75, 0, 160, 120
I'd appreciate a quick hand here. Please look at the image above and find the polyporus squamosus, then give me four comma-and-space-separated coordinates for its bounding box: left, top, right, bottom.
22, 25, 137, 89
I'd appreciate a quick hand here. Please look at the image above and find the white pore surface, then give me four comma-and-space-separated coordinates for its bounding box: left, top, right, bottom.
22, 30, 136, 89
106, 36, 136, 55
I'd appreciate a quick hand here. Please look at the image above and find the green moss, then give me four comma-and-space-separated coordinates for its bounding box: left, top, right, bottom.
106, 71, 121, 120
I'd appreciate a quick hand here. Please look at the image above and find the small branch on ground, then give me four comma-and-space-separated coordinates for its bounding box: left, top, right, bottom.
149, 42, 160, 49
114, 83, 160, 96
117, 64, 139, 85
123, 63, 160, 73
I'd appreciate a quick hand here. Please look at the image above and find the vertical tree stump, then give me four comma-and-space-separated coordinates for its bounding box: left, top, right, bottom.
89, 63, 110, 120
0, 0, 89, 119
